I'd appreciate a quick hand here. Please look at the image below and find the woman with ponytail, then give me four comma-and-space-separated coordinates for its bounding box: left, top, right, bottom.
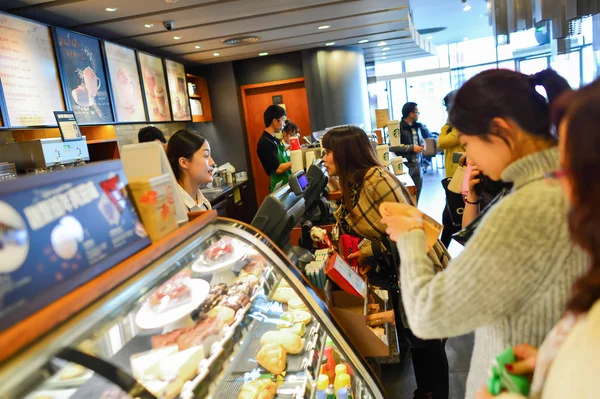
382, 69, 589, 398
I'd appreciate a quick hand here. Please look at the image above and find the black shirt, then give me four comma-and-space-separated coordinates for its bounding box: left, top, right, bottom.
257, 131, 280, 175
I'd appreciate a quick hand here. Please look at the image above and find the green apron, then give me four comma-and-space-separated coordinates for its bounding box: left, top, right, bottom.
269, 140, 291, 192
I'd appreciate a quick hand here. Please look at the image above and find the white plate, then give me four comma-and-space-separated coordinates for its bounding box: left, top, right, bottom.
135, 279, 210, 329
25, 388, 77, 399
42, 366, 94, 390
191, 242, 248, 273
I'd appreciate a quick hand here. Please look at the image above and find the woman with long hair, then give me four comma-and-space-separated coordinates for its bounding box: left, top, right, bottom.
381, 69, 589, 398
322, 126, 451, 399
167, 130, 215, 212
475, 80, 600, 399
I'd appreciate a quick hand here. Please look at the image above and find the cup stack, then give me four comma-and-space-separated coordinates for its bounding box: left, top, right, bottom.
289, 137, 304, 173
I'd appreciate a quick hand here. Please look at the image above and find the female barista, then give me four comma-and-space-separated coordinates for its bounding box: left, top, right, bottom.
167, 129, 215, 212
322, 126, 450, 399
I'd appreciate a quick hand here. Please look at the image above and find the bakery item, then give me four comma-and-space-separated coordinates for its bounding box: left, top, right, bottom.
148, 269, 192, 311
238, 378, 277, 399
256, 343, 286, 375
277, 322, 306, 337
235, 274, 259, 286
177, 317, 219, 350
219, 292, 250, 311
203, 237, 235, 263
130, 345, 178, 379
207, 305, 236, 327
159, 345, 205, 381
58, 363, 88, 380
287, 297, 309, 312
260, 331, 303, 354
281, 310, 312, 326
272, 287, 298, 303
228, 280, 255, 296
152, 327, 192, 349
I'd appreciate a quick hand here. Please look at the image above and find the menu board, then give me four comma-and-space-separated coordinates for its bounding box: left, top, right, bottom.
104, 42, 146, 123
0, 161, 149, 332
165, 59, 191, 121
0, 13, 65, 127
138, 52, 171, 122
54, 28, 113, 124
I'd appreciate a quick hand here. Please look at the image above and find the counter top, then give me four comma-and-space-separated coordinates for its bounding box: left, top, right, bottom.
201, 180, 248, 204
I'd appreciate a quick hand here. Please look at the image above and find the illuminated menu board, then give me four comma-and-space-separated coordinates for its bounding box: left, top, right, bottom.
138, 52, 172, 122
54, 28, 113, 124
0, 13, 65, 127
165, 60, 191, 121
104, 41, 146, 123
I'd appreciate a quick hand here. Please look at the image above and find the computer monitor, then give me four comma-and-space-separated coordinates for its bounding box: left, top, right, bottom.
303, 161, 328, 211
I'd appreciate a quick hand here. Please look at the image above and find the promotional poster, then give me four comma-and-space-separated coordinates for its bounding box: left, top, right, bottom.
138, 52, 172, 122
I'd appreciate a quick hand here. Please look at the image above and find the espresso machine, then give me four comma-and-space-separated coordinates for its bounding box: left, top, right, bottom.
0, 137, 90, 175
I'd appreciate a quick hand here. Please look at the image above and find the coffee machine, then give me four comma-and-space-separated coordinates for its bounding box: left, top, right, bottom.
0, 137, 90, 174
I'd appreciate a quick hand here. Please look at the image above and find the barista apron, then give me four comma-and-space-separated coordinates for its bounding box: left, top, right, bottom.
269, 140, 292, 192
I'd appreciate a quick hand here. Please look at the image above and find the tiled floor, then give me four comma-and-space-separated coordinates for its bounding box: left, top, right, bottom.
381, 159, 474, 398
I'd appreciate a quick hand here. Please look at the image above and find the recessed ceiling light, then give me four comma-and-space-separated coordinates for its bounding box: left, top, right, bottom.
259, 52, 269, 56
213, 53, 220, 56
463, 4, 472, 11
377, 41, 387, 47
325, 42, 335, 46
105, 7, 118, 12
382, 57, 387, 60
427, 36, 433, 40
358, 39, 369, 44
144, 24, 154, 28
195, 45, 201, 49
463, 37, 469, 41
382, 52, 387, 55
382, 47, 391, 51
318, 25, 331, 30
174, 36, 182, 40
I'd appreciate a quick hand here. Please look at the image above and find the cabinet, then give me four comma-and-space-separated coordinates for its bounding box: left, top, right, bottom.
0, 218, 386, 399
187, 74, 213, 123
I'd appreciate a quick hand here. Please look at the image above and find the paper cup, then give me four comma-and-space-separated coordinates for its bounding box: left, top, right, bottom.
388, 120, 401, 147
392, 159, 404, 175
376, 144, 390, 166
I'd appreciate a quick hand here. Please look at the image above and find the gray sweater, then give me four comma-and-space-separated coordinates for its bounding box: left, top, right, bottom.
396, 147, 588, 398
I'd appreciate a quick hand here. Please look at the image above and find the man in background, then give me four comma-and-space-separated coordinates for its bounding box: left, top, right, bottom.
257, 105, 292, 192
393, 102, 425, 201
138, 126, 168, 151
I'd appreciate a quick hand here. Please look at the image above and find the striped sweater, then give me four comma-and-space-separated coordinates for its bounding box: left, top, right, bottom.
396, 147, 588, 398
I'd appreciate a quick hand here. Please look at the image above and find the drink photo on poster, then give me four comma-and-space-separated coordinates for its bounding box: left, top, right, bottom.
54, 28, 113, 124
138, 52, 172, 122
104, 42, 146, 123
165, 59, 191, 121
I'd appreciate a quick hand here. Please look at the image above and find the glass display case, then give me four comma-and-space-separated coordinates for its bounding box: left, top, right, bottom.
0, 218, 385, 399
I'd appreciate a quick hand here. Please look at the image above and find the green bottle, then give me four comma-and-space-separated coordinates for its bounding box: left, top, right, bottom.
326, 384, 336, 399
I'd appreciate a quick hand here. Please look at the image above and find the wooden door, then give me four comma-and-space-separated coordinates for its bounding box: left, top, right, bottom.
242, 78, 311, 206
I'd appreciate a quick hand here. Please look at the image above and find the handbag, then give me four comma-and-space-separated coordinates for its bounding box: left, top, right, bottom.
447, 165, 467, 193
441, 178, 464, 227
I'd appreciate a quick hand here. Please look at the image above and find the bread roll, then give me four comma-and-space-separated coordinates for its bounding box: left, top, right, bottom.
260, 331, 303, 354
207, 305, 236, 327
272, 287, 298, 303
238, 378, 277, 399
281, 310, 312, 326
287, 298, 308, 312
256, 343, 286, 375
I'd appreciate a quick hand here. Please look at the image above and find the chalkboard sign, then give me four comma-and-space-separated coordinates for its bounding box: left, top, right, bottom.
0, 161, 149, 332
54, 28, 114, 124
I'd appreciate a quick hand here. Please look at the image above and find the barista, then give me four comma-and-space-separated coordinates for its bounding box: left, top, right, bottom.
257, 105, 292, 192
167, 130, 215, 212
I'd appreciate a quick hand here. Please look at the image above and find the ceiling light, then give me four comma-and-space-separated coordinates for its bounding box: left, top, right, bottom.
382, 52, 387, 55
463, 4, 472, 11
377, 41, 387, 47
195, 45, 201, 49
382, 57, 387, 60
213, 53, 220, 56
173, 36, 182, 40
427, 36, 433, 40
463, 37, 469, 41
359, 39, 369, 44
382, 47, 391, 51
144, 24, 154, 28
105, 7, 118, 12
318, 25, 330, 30
325, 42, 335, 46
259, 52, 269, 56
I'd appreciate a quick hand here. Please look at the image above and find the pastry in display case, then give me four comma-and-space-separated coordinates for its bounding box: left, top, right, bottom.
0, 219, 385, 399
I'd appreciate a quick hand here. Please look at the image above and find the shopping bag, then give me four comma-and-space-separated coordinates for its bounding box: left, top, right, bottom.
447, 165, 467, 194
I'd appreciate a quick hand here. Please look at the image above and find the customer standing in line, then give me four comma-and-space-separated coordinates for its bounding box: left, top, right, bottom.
256, 105, 292, 192
381, 69, 588, 399
167, 130, 215, 212
475, 80, 600, 399
322, 126, 451, 399
393, 102, 425, 201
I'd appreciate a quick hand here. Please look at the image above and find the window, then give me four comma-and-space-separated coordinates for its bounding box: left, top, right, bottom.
583, 46, 597, 84
405, 55, 441, 72
498, 28, 540, 60
551, 52, 581, 88
374, 60, 403, 77
404, 72, 451, 132
498, 60, 516, 70
368, 81, 390, 128
450, 37, 497, 68
389, 78, 407, 121
451, 63, 497, 89
519, 57, 548, 75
